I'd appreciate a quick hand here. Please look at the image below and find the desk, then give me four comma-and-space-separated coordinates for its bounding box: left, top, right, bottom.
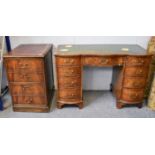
55, 44, 152, 109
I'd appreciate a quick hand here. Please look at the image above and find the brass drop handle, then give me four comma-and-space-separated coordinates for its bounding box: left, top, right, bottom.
64, 59, 74, 64
130, 94, 138, 99
25, 98, 33, 104
19, 63, 29, 68
100, 58, 109, 64
137, 70, 143, 75
22, 85, 30, 90
133, 82, 141, 87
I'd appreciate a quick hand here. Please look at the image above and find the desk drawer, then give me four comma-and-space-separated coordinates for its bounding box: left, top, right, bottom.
12, 96, 46, 105
10, 83, 45, 96
58, 88, 81, 100
123, 77, 146, 88
56, 56, 81, 66
8, 73, 44, 82
124, 66, 149, 77
126, 56, 150, 66
5, 58, 44, 73
58, 76, 81, 88
122, 88, 144, 102
83, 56, 113, 66
57, 66, 81, 77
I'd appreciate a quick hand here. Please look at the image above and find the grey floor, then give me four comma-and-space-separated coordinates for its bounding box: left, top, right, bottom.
1, 91, 155, 118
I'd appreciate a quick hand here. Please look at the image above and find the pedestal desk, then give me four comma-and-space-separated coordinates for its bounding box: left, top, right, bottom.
55, 44, 152, 109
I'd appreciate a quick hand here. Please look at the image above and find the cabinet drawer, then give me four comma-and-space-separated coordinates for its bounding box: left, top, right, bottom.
10, 83, 45, 96
126, 56, 150, 66
122, 88, 144, 102
57, 66, 81, 77
7, 73, 44, 82
123, 77, 146, 88
5, 58, 44, 73
58, 88, 81, 100
56, 56, 81, 66
124, 66, 149, 77
12, 96, 46, 105
58, 76, 81, 88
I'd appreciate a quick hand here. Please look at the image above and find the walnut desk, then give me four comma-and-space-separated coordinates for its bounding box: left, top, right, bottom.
55, 44, 152, 109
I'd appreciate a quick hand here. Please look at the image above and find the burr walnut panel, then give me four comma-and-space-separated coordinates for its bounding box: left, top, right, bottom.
122, 88, 144, 102
124, 66, 149, 77
58, 88, 81, 100
126, 56, 150, 66
7, 73, 44, 82
10, 83, 45, 96
57, 66, 81, 77
5, 58, 44, 73
58, 76, 81, 88
56, 56, 81, 66
123, 77, 146, 88
12, 96, 46, 105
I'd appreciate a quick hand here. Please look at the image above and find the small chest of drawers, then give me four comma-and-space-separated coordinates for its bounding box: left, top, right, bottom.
4, 44, 54, 112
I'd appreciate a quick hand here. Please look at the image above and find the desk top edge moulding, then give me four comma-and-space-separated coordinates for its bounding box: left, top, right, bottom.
55, 44, 148, 56
4, 44, 54, 112
55, 44, 153, 109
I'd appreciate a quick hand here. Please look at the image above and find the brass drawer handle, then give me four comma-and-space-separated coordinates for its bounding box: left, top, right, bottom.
64, 59, 75, 64
136, 70, 143, 75
100, 58, 109, 64
133, 82, 141, 87
130, 94, 139, 99
25, 98, 33, 104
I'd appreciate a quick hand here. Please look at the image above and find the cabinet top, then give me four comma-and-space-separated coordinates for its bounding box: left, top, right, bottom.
4, 44, 52, 58
56, 44, 148, 56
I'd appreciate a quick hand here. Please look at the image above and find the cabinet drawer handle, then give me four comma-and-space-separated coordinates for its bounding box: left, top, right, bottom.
25, 98, 33, 104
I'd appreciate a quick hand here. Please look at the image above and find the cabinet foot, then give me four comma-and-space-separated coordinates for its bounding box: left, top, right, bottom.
116, 102, 123, 109
137, 103, 143, 109
78, 103, 83, 109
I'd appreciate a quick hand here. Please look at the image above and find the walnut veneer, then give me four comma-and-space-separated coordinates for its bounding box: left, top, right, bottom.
55, 44, 152, 109
4, 44, 54, 112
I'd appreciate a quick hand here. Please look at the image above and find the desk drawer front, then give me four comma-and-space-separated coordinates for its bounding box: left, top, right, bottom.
124, 66, 148, 77
123, 77, 146, 88
6, 58, 44, 73
83, 56, 125, 66
57, 66, 81, 77
83, 56, 113, 66
8, 73, 44, 82
126, 56, 150, 66
12, 96, 46, 105
58, 76, 81, 88
10, 83, 45, 96
56, 57, 81, 66
122, 88, 144, 102
58, 88, 81, 100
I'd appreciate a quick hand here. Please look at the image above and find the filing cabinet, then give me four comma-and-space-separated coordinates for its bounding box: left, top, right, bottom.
4, 44, 54, 112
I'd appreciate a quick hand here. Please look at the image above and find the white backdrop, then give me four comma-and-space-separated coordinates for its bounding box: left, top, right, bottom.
10, 36, 151, 90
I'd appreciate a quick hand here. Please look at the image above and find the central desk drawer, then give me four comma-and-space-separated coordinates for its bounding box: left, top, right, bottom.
57, 66, 81, 77
123, 77, 146, 88
124, 66, 149, 77
5, 58, 44, 73
8, 73, 44, 82
10, 83, 45, 96
83, 56, 124, 66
